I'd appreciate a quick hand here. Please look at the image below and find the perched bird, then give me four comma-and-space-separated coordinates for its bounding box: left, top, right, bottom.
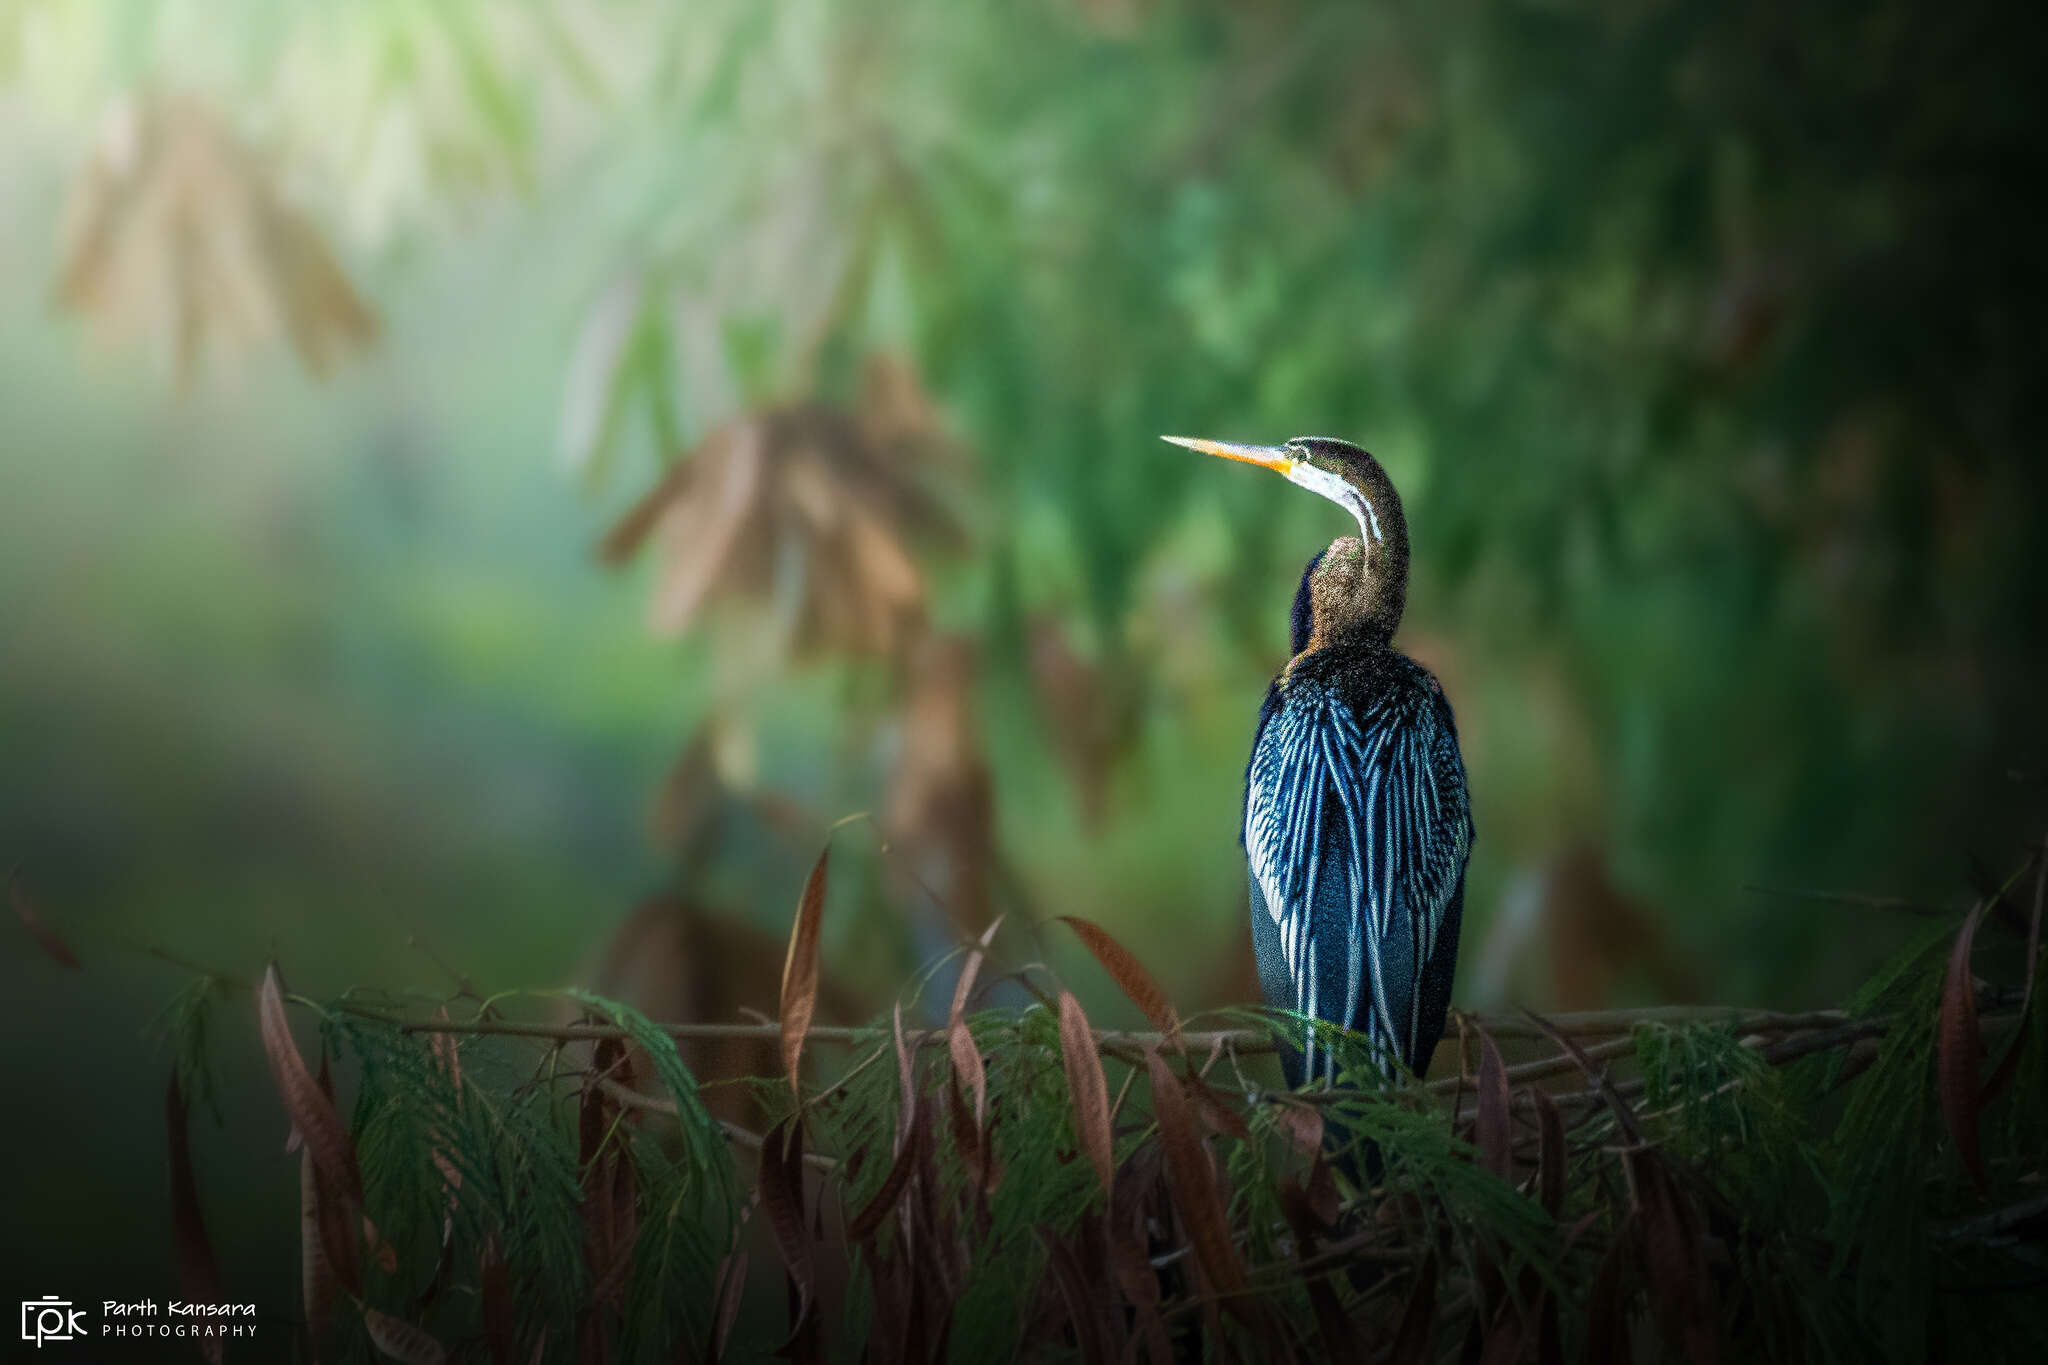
1168, 435, 1474, 1107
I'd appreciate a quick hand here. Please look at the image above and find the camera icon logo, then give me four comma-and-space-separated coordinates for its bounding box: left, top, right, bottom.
20, 1298, 86, 1347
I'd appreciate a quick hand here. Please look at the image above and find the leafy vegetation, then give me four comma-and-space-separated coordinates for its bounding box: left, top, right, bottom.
124, 842, 2044, 1363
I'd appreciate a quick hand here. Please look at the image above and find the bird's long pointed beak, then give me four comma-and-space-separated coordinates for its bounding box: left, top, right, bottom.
1161, 434, 1295, 473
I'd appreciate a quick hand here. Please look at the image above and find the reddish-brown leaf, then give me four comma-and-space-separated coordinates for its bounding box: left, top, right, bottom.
366, 1216, 399, 1275
166, 1075, 224, 1365
299, 1149, 337, 1336
1937, 899, 1989, 1192
891, 1002, 918, 1154
759, 1117, 813, 1330
1387, 1255, 1439, 1365
708, 1250, 748, 1364
306, 1051, 363, 1297
643, 422, 765, 636
363, 1306, 447, 1365
1186, 1070, 1253, 1144
1035, 1227, 1117, 1365
780, 847, 831, 1102
1056, 991, 1115, 1198
1984, 851, 2045, 1107
586, 1144, 636, 1311
1106, 1152, 1161, 1312
8, 872, 80, 969
257, 965, 362, 1207
945, 1064, 993, 1193
948, 914, 1004, 1024
1630, 1153, 1717, 1365
1057, 917, 1180, 1042
1474, 1027, 1512, 1182
848, 1099, 923, 1242
1273, 1097, 1324, 1160
1145, 1049, 1244, 1297
1534, 1089, 1565, 1219
479, 1241, 514, 1365
948, 918, 1003, 1139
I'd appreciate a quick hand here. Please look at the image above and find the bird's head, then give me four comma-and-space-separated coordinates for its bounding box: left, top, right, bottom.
1165, 433, 1409, 646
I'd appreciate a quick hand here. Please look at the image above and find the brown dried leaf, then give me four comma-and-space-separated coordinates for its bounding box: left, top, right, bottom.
479, 1241, 514, 1365
257, 965, 362, 1207
1937, 899, 1988, 1192
1387, 1255, 1439, 1365
1057, 917, 1180, 1042
1056, 991, 1116, 1198
1629, 1153, 1716, 1365
1186, 1070, 1253, 1145
1107, 1146, 1162, 1313
709, 1251, 748, 1363
1271, 1097, 1325, 1164
1035, 1227, 1117, 1365
9, 872, 81, 969
945, 1064, 992, 1193
363, 1306, 447, 1365
948, 917, 1004, 1136
58, 94, 374, 385
892, 1002, 918, 1155
1983, 850, 2045, 1106
647, 422, 766, 637
1534, 1089, 1566, 1219
1145, 1049, 1244, 1297
780, 846, 831, 1102
759, 1117, 813, 1330
1475, 1028, 1512, 1182
597, 459, 690, 565
300, 1148, 337, 1336
847, 1099, 923, 1243
166, 1075, 224, 1365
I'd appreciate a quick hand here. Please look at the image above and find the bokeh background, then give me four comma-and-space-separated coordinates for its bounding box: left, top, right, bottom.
3, 0, 2044, 1322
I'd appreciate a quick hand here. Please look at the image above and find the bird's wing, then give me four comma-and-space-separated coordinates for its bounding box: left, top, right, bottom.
1245, 676, 1472, 1077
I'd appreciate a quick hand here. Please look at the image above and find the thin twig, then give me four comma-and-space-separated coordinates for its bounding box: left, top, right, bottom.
595, 1077, 838, 1173
1742, 884, 1954, 917
1424, 1033, 1638, 1096
385, 1006, 1852, 1048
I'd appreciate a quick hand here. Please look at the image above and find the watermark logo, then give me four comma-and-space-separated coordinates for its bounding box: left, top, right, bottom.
20, 1298, 86, 1348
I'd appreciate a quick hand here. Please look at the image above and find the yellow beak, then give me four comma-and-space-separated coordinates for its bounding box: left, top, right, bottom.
1161, 434, 1295, 474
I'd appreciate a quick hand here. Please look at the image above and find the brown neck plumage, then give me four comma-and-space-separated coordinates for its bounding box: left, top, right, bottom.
1300, 452, 1408, 654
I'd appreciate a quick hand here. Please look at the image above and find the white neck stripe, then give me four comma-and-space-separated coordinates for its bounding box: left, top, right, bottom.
1286, 461, 1382, 543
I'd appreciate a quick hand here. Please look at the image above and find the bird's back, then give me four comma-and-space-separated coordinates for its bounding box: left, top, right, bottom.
1245, 645, 1473, 1087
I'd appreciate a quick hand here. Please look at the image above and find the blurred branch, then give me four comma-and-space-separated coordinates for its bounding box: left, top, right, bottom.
384, 1002, 1867, 1050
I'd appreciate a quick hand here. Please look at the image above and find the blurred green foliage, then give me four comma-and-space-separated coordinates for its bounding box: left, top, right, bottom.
1, 0, 2044, 1310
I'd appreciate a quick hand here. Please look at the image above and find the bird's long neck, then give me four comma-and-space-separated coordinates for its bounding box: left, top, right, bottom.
1297, 457, 1408, 656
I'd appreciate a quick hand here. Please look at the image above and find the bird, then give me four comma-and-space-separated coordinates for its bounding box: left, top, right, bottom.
1166, 434, 1474, 1154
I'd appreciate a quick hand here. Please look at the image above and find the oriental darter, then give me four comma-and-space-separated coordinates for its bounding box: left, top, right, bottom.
1168, 435, 1474, 1111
